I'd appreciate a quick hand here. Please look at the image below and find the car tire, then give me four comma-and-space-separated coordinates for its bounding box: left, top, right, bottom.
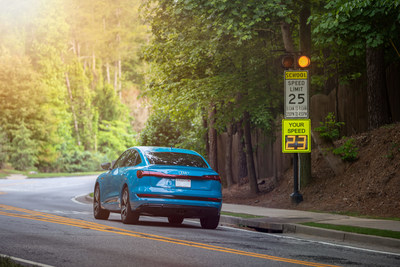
168, 216, 184, 225
121, 187, 139, 224
200, 215, 220, 229
93, 185, 110, 220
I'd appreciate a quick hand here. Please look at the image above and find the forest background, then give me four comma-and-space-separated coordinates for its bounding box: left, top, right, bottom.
0, 0, 399, 193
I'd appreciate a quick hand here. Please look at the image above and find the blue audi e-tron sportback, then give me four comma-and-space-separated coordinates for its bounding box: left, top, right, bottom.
93, 146, 222, 229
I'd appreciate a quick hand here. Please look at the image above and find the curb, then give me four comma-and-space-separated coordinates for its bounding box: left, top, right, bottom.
284, 224, 400, 249
219, 215, 400, 251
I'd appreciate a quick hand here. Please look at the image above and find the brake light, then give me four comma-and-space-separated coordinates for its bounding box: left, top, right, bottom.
137, 170, 175, 179
202, 175, 221, 182
137, 170, 221, 182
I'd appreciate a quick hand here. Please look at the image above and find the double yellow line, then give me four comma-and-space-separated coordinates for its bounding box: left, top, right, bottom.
0, 204, 339, 267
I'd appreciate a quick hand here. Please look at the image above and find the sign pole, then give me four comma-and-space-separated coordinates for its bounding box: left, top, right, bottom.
291, 153, 303, 203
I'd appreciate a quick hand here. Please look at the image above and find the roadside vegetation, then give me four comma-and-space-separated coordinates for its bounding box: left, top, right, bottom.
302, 222, 400, 240
0, 169, 101, 179
0, 256, 23, 267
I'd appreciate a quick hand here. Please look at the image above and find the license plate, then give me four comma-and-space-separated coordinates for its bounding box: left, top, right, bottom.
176, 179, 191, 188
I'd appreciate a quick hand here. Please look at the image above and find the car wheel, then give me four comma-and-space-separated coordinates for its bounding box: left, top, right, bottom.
93, 185, 110, 220
200, 215, 220, 229
121, 187, 139, 224
168, 216, 184, 225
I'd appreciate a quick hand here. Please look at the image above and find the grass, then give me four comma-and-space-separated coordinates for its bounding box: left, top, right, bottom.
310, 210, 400, 221
0, 169, 102, 179
27, 171, 102, 178
221, 211, 264, 219
301, 222, 400, 240
0, 256, 24, 267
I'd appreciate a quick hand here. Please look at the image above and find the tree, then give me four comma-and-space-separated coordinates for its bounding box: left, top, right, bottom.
9, 123, 38, 171
142, 0, 288, 193
312, 0, 400, 129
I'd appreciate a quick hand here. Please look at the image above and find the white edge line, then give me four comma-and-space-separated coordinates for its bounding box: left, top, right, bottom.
218, 224, 400, 257
0, 253, 55, 267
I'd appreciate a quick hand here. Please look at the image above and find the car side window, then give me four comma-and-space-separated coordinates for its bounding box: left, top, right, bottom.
114, 150, 130, 168
135, 151, 142, 165
125, 150, 141, 167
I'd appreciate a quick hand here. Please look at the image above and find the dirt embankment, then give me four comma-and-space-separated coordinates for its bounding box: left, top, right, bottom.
223, 123, 400, 218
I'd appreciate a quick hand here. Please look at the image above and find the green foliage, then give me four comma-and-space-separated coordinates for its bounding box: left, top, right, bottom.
8, 124, 38, 171
385, 142, 400, 160
333, 137, 359, 162
0, 0, 147, 172
0, 256, 24, 267
57, 149, 103, 172
310, 0, 400, 84
142, 0, 285, 150
98, 120, 137, 161
0, 126, 9, 168
139, 108, 205, 154
314, 113, 344, 141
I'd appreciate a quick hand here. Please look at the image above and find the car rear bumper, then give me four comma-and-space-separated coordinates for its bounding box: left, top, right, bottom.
134, 203, 220, 218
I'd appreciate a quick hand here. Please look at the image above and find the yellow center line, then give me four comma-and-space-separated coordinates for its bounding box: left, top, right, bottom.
0, 204, 339, 267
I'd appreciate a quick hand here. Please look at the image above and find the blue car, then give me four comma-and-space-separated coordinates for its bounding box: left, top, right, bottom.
93, 146, 222, 229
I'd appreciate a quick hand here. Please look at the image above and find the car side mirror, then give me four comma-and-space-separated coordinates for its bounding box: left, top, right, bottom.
101, 162, 111, 170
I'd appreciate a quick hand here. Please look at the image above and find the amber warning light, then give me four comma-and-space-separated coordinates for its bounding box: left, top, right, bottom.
298, 55, 311, 68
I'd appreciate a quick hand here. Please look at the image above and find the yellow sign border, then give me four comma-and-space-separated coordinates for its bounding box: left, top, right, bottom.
282, 119, 311, 153
284, 71, 308, 80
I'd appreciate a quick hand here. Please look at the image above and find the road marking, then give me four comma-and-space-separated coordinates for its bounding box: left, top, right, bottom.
0, 204, 339, 267
0, 253, 54, 267
220, 225, 400, 257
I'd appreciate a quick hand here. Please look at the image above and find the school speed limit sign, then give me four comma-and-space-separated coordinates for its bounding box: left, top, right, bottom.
284, 70, 309, 119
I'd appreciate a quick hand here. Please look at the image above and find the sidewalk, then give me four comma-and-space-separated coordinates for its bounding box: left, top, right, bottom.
220, 203, 400, 252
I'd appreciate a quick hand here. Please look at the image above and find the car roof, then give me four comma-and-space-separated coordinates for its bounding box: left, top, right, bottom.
132, 146, 200, 156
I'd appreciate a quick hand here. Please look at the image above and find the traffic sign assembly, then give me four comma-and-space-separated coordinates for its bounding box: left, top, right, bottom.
284, 70, 309, 119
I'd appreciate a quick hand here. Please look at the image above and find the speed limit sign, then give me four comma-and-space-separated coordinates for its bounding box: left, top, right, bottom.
284, 70, 309, 119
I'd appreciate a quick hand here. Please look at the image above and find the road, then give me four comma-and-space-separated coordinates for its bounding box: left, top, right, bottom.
0, 176, 399, 267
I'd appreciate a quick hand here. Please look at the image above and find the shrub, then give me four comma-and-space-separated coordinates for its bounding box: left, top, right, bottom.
314, 112, 344, 141
333, 138, 359, 162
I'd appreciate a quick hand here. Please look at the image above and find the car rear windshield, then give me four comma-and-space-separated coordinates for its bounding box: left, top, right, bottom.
145, 152, 208, 168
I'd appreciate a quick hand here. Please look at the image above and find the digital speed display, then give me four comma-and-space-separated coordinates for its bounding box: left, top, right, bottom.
285, 135, 308, 151
282, 119, 311, 153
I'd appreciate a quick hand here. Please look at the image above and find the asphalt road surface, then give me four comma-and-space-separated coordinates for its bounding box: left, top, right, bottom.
1, 176, 400, 267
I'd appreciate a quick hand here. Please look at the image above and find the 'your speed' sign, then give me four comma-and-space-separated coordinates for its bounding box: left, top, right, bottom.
284, 70, 309, 119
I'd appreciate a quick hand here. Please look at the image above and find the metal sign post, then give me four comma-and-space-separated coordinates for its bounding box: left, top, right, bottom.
282, 71, 310, 204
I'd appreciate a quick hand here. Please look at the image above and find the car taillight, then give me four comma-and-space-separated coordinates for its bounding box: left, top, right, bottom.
137, 170, 221, 183
137, 170, 175, 179
202, 175, 221, 183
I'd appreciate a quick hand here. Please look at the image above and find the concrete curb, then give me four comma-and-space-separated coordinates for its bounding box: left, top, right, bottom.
220, 216, 400, 250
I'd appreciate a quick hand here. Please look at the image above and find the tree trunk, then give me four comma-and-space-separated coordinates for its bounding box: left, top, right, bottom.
118, 58, 122, 99
203, 113, 209, 160
106, 62, 111, 84
114, 61, 118, 94
225, 123, 234, 187
243, 111, 259, 194
208, 105, 218, 172
236, 120, 248, 185
65, 73, 81, 146
281, 22, 295, 53
366, 46, 391, 129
